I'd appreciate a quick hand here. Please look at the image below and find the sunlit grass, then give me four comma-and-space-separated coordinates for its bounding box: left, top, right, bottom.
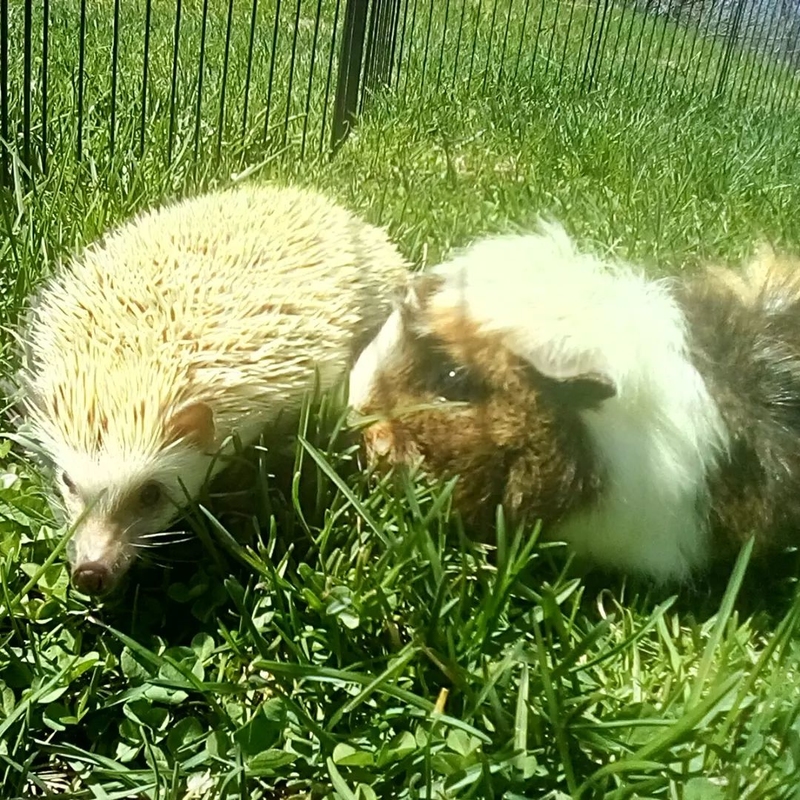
1, 0, 800, 797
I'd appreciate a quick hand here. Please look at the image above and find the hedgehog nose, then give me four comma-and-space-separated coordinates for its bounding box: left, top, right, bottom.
72, 561, 112, 595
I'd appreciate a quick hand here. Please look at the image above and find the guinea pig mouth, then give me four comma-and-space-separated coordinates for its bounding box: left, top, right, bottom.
361, 421, 422, 470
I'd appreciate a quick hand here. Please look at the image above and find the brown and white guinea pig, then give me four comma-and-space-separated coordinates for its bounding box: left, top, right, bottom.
11, 183, 410, 595
348, 220, 800, 584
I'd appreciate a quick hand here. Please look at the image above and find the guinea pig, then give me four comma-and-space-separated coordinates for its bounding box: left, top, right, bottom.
348, 220, 800, 583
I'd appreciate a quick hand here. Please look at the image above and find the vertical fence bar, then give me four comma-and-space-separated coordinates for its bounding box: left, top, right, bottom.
0, 0, 7, 183
748, 0, 784, 105
264, 0, 283, 142
586, 0, 612, 92
394, 0, 411, 88
614, 0, 640, 91
625, 0, 651, 93
763, 3, 790, 105
647, 0, 674, 97
481, 0, 500, 92
301, 0, 324, 157
242, 0, 259, 142
671, 6, 695, 99
772, 54, 795, 113
319, 0, 342, 153
331, 0, 369, 150
437, 0, 452, 89
386, 0, 403, 85
512, 0, 531, 81
466, 0, 483, 90
380, 0, 399, 85
764, 8, 790, 109
110, 0, 121, 159
727, 0, 761, 100
697, 0, 729, 93
542, 0, 559, 79
77, 0, 87, 162
284, 0, 304, 146
217, 0, 234, 158
601, 0, 628, 88
363, 0, 381, 101
451, 0, 467, 84
496, 0, 514, 83
714, 0, 747, 98
23, 0, 32, 171
359, 0, 399, 111
374, 0, 394, 91
421, 0, 437, 93
402, 0, 419, 95
579, 0, 605, 90
167, 0, 182, 166
361, 0, 380, 110
140, 0, 152, 157
656, 0, 683, 100
571, 0, 593, 91
529, 0, 546, 82
558, 0, 579, 85
682, 7, 708, 96
41, 0, 49, 173
193, 0, 209, 162
631, 0, 662, 95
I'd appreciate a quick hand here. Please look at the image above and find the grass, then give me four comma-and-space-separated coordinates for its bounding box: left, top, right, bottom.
2, 0, 800, 798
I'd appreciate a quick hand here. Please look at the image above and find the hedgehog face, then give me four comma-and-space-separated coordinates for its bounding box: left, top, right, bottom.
56, 442, 214, 595
45, 400, 219, 596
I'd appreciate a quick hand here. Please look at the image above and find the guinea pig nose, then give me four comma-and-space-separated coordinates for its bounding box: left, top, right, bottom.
365, 421, 396, 459
72, 561, 112, 595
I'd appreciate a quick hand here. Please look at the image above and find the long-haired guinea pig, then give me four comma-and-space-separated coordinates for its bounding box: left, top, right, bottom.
348, 220, 800, 583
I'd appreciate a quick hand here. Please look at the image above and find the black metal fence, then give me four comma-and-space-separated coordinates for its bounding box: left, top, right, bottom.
0, 0, 797, 186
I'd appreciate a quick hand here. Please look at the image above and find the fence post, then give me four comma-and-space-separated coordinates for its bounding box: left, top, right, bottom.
331, 0, 401, 153
331, 0, 370, 152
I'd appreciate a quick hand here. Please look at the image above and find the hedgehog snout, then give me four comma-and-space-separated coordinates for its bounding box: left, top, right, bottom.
72, 561, 114, 595
68, 517, 135, 596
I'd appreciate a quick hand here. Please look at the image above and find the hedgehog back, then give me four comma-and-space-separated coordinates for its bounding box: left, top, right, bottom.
23, 184, 409, 458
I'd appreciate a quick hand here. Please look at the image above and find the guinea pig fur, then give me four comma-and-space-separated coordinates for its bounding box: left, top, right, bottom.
348, 222, 800, 584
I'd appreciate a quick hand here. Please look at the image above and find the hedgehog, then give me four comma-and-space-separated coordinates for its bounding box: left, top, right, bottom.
12, 183, 410, 596
348, 221, 800, 584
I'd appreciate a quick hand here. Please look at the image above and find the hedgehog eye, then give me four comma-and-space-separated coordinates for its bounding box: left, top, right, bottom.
138, 481, 163, 509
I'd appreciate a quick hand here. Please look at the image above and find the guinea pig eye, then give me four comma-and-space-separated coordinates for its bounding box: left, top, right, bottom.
425, 360, 486, 403
138, 481, 163, 509
412, 335, 488, 404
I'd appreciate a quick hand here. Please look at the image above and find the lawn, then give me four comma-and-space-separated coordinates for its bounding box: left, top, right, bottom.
2, 0, 800, 798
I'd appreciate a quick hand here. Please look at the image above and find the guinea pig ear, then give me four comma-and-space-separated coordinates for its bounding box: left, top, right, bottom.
165, 400, 216, 451
402, 273, 444, 316
536, 370, 617, 410
513, 337, 617, 410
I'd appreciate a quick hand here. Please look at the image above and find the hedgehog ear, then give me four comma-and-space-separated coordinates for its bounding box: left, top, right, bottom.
165, 401, 216, 451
